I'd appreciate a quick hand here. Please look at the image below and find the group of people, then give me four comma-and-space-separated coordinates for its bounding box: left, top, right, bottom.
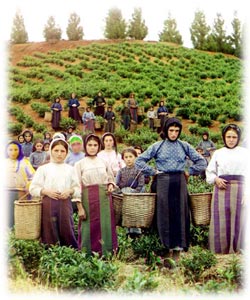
6, 116, 248, 260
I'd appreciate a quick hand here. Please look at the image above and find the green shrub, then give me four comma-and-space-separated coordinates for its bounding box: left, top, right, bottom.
8, 123, 23, 135
197, 115, 212, 127
59, 117, 77, 131
123, 269, 158, 292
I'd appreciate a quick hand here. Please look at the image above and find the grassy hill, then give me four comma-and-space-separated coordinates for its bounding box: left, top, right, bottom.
8, 40, 243, 145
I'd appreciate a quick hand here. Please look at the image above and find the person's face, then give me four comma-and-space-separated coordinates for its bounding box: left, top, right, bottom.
18, 136, 24, 143
68, 128, 73, 133
44, 144, 50, 152
7, 144, 19, 160
103, 136, 114, 150
51, 144, 67, 163
35, 143, 43, 152
45, 133, 50, 139
168, 126, 180, 141
86, 139, 99, 156
72, 93, 75, 98
225, 130, 238, 149
203, 134, 208, 140
71, 142, 82, 153
123, 152, 136, 167
197, 148, 203, 155
55, 98, 60, 102
135, 149, 142, 156
24, 133, 32, 142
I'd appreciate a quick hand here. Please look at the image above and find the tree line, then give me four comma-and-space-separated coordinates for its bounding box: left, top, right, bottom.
10, 7, 243, 57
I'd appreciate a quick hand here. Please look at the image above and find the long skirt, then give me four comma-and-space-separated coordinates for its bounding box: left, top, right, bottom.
156, 172, 190, 250
95, 106, 105, 117
41, 196, 77, 248
209, 175, 244, 254
51, 111, 61, 131
78, 184, 118, 256
130, 108, 138, 123
83, 119, 95, 133
69, 106, 82, 122
7, 189, 26, 228
104, 120, 115, 133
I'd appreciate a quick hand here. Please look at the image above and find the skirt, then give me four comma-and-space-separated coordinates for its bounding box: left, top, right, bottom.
209, 175, 244, 254
78, 184, 118, 256
156, 172, 190, 250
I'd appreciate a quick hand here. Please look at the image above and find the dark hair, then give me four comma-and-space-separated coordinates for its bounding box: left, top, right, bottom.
121, 147, 138, 160
134, 145, 143, 154
160, 117, 182, 141
222, 123, 241, 148
23, 130, 33, 142
101, 132, 117, 153
32, 139, 44, 152
51, 139, 69, 153
84, 134, 101, 156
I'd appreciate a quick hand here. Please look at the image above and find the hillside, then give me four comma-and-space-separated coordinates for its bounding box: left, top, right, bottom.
7, 40, 243, 143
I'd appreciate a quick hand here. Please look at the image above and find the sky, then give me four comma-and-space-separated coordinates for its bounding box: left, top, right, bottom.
0, 0, 248, 48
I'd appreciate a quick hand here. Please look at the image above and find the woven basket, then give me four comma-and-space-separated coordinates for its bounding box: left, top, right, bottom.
14, 199, 42, 240
189, 192, 212, 226
44, 111, 52, 122
153, 118, 161, 127
111, 193, 123, 226
122, 193, 156, 228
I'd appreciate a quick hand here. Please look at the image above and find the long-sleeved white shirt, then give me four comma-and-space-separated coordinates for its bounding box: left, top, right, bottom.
29, 162, 81, 200
206, 146, 248, 184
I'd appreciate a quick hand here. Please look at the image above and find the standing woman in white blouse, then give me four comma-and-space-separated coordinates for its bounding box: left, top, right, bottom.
29, 138, 81, 249
206, 124, 248, 254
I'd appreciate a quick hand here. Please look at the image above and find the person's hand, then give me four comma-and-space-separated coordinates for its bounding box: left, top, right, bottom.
184, 171, 189, 183
107, 183, 114, 193
215, 177, 228, 189
78, 205, 86, 221
41, 189, 61, 200
72, 104, 77, 107
60, 189, 73, 199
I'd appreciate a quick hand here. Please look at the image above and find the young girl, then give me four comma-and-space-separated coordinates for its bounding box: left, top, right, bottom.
116, 147, 145, 238
43, 132, 52, 144
29, 138, 81, 248
97, 132, 125, 179
29, 139, 47, 170
65, 135, 85, 166
82, 106, 95, 133
6, 141, 35, 227
74, 134, 117, 256
51, 97, 62, 131
21, 129, 33, 158
17, 133, 24, 145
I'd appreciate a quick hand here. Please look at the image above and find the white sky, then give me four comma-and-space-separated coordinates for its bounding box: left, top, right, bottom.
0, 0, 248, 47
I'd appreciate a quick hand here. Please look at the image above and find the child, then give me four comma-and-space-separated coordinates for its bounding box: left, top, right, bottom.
21, 129, 33, 158
51, 97, 62, 131
6, 140, 35, 227
116, 147, 145, 238
17, 133, 24, 145
42, 141, 51, 163
65, 135, 85, 166
147, 106, 156, 130
29, 137, 81, 248
82, 107, 95, 133
104, 106, 116, 133
66, 126, 75, 141
43, 132, 52, 144
29, 139, 47, 170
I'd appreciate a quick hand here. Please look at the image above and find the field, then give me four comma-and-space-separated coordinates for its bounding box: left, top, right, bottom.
7, 40, 245, 296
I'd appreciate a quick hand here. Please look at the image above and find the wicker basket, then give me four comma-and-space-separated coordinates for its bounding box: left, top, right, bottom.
189, 192, 212, 226
153, 118, 161, 127
122, 193, 156, 228
111, 193, 123, 226
14, 198, 42, 240
44, 111, 52, 122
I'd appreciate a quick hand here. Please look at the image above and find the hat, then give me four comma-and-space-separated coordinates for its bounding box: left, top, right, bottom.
68, 135, 83, 145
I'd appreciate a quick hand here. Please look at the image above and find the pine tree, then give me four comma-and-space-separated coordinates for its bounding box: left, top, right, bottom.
190, 10, 210, 50
127, 7, 148, 40
43, 16, 62, 42
229, 11, 242, 57
104, 8, 127, 39
66, 12, 84, 41
159, 13, 183, 45
10, 11, 28, 44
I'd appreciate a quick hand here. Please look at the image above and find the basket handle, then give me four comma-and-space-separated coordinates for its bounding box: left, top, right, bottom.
18, 192, 30, 202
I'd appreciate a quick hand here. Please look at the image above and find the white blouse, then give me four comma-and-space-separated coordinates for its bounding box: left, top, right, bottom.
29, 162, 81, 200
74, 156, 115, 187
206, 146, 248, 184
97, 150, 125, 177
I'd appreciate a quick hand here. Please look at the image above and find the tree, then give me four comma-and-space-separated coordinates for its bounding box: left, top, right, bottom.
228, 11, 242, 57
10, 11, 28, 44
190, 10, 210, 50
206, 13, 228, 53
43, 16, 62, 42
66, 12, 84, 41
104, 8, 127, 39
127, 7, 148, 40
159, 13, 183, 45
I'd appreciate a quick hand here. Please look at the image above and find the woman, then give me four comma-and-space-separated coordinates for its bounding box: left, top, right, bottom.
92, 91, 106, 117
97, 132, 125, 178
68, 92, 82, 123
135, 117, 207, 258
75, 134, 118, 256
206, 124, 248, 254
157, 100, 168, 133
6, 141, 35, 227
51, 97, 62, 131
127, 92, 138, 123
29, 138, 81, 248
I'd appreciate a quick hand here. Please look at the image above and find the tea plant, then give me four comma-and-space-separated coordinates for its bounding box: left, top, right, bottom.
187, 176, 213, 194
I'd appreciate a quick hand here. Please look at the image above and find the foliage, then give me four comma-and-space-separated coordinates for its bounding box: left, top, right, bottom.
66, 12, 84, 41
187, 176, 213, 194
159, 13, 183, 45
43, 16, 62, 42
190, 10, 210, 50
59, 117, 77, 131
127, 8, 148, 40
31, 102, 51, 117
8, 122, 23, 135
104, 8, 127, 39
123, 269, 158, 292
10, 12, 28, 44
179, 245, 217, 282
190, 224, 209, 248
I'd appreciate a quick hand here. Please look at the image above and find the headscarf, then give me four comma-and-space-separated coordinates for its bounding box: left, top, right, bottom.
161, 117, 182, 141
52, 132, 66, 140
84, 134, 101, 156
22, 129, 33, 142
100, 132, 117, 153
222, 123, 241, 149
6, 140, 24, 161
68, 135, 83, 145
49, 138, 69, 163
